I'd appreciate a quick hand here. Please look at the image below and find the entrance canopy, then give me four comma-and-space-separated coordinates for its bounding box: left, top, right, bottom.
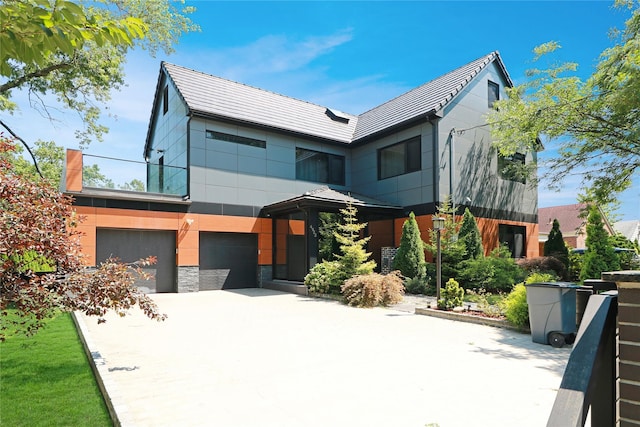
262, 186, 404, 217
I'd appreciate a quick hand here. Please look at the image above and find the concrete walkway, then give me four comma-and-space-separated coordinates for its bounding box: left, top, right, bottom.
76, 289, 572, 427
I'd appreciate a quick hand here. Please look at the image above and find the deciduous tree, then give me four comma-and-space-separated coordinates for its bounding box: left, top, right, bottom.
0, 137, 165, 339
488, 1, 640, 205
0, 0, 198, 145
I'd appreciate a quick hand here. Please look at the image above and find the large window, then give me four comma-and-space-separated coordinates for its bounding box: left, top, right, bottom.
499, 224, 526, 258
498, 152, 526, 184
378, 136, 421, 180
296, 148, 345, 185
206, 130, 266, 148
488, 81, 499, 108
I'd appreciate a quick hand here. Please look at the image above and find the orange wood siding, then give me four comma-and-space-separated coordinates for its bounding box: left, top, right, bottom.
65, 149, 83, 192
72, 207, 273, 267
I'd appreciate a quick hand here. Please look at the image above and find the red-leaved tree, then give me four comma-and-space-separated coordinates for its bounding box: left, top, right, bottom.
0, 136, 166, 340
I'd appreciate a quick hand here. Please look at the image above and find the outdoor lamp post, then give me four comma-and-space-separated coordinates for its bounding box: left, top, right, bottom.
432, 216, 446, 303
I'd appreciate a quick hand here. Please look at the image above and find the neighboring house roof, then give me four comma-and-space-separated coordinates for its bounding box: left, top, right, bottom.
614, 220, 640, 243
538, 203, 617, 238
352, 51, 512, 142
538, 203, 588, 237
146, 51, 512, 155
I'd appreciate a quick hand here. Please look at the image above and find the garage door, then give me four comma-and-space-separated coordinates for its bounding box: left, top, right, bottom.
199, 232, 258, 290
96, 229, 176, 293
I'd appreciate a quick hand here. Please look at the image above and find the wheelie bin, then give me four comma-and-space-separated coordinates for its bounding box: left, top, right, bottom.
525, 282, 581, 347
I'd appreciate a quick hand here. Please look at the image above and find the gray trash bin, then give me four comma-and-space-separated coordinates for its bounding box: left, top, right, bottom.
525, 282, 580, 347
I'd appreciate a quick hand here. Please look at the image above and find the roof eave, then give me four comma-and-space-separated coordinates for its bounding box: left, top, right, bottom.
351, 111, 440, 146
190, 110, 352, 147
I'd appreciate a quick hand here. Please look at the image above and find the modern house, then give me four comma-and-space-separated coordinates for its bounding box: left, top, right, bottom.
62, 51, 539, 293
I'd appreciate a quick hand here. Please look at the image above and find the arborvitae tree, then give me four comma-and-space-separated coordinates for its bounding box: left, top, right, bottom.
318, 212, 340, 262
458, 208, 483, 260
543, 219, 570, 271
334, 201, 377, 282
580, 205, 620, 282
392, 212, 426, 279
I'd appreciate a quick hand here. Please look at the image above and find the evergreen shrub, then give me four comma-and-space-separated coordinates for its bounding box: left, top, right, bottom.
438, 278, 464, 310
341, 271, 405, 308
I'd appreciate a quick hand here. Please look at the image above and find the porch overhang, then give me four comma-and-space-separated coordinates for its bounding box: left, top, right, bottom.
261, 186, 404, 217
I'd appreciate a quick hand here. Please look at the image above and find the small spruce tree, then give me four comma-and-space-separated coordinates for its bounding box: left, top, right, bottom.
543, 219, 569, 272
392, 212, 426, 279
458, 208, 483, 260
580, 205, 620, 281
334, 201, 377, 283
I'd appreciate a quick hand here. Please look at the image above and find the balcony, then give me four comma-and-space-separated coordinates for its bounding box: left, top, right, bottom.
63, 152, 188, 198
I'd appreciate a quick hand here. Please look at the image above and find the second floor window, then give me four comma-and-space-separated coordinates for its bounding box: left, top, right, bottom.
378, 136, 421, 180
296, 148, 345, 185
488, 81, 499, 108
498, 152, 526, 184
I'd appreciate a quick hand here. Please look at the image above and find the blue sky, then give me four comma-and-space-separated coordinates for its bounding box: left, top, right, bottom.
5, 0, 639, 220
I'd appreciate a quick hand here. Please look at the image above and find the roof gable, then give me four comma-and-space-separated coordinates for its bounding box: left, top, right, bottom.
352, 51, 512, 142
147, 52, 512, 150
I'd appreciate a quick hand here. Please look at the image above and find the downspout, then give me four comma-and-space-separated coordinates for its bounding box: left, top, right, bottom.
449, 128, 456, 218
430, 119, 439, 207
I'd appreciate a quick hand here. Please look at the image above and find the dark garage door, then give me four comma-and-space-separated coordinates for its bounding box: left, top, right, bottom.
96, 229, 176, 293
199, 232, 258, 290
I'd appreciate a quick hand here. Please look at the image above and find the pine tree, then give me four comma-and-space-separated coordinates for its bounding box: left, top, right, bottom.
334, 201, 376, 281
580, 205, 620, 281
544, 219, 569, 271
458, 208, 483, 260
392, 212, 426, 279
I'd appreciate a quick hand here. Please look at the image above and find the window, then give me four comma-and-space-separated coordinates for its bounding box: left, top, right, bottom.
498, 152, 526, 184
488, 81, 499, 108
378, 136, 421, 180
162, 85, 169, 115
296, 148, 345, 185
206, 130, 266, 148
499, 224, 526, 258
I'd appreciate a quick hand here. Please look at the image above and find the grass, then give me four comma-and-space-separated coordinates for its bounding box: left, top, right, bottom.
0, 311, 112, 427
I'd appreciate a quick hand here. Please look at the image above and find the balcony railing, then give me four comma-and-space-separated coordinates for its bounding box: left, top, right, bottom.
82, 154, 187, 197
547, 290, 618, 427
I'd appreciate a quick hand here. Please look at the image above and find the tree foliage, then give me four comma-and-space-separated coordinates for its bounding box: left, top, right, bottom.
458, 208, 483, 260
580, 205, 621, 281
488, 1, 640, 205
0, 0, 198, 145
392, 212, 426, 279
0, 137, 166, 339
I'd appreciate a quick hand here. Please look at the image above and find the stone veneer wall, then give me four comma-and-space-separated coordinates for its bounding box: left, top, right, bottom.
177, 266, 199, 292
380, 247, 398, 275
603, 270, 640, 425
258, 265, 273, 287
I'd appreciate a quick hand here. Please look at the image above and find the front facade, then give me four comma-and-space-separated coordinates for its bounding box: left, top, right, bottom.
63, 51, 538, 292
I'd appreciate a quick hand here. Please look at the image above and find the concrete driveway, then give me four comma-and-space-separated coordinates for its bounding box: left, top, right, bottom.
76, 289, 571, 427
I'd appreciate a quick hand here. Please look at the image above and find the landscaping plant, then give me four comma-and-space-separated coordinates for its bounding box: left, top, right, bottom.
502, 272, 556, 328
438, 278, 464, 310
392, 212, 426, 280
580, 205, 620, 282
543, 219, 570, 273
458, 208, 484, 259
341, 271, 404, 308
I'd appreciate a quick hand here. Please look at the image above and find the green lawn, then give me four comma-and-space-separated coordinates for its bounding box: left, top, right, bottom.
0, 312, 112, 427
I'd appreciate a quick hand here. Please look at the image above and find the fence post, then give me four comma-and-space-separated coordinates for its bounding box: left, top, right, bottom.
604, 271, 640, 425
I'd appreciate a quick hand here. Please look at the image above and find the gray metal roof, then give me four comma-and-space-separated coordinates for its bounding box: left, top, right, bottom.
262, 186, 403, 215
159, 51, 511, 147
162, 62, 358, 144
352, 51, 512, 141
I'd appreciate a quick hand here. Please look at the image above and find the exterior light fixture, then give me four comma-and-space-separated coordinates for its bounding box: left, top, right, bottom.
432, 216, 446, 303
